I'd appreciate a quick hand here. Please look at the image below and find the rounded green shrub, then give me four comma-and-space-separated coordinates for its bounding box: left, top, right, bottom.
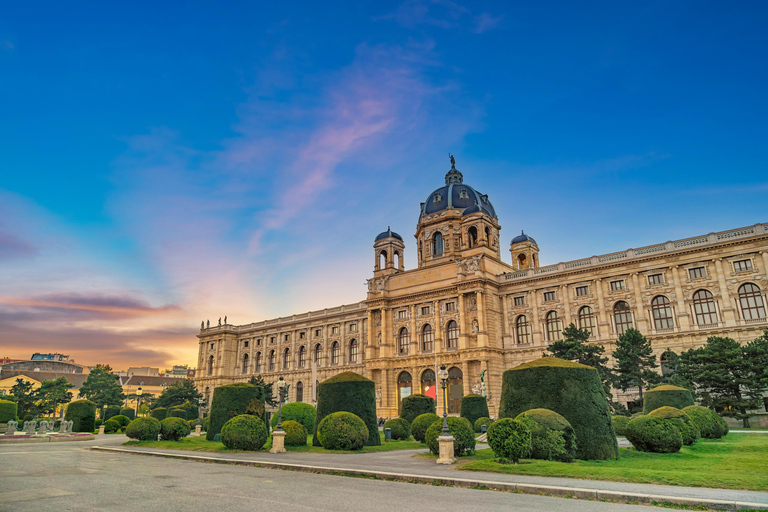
281, 420, 308, 446
65, 400, 97, 432
125, 417, 161, 441
202, 416, 210, 432
683, 405, 729, 439
160, 417, 191, 441
411, 413, 440, 443
400, 394, 436, 424
460, 394, 489, 428
425, 416, 476, 456
110, 415, 131, 429
221, 414, 268, 450
150, 407, 167, 420
119, 408, 135, 420
104, 405, 121, 421
649, 407, 699, 445
207, 383, 266, 441
104, 419, 120, 433
0, 400, 18, 423
383, 418, 411, 440
499, 357, 618, 460
625, 415, 683, 453
612, 415, 630, 436
317, 411, 369, 451
643, 385, 695, 414
169, 408, 187, 420
270, 402, 316, 433
487, 418, 532, 464
474, 416, 495, 433
313, 372, 379, 447
187, 418, 199, 429
515, 408, 577, 462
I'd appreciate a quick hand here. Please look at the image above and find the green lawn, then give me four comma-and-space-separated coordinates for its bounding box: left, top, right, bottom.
457, 435, 768, 491
124, 432, 424, 455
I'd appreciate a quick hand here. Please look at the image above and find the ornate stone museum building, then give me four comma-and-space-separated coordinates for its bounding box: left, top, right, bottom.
194, 160, 768, 418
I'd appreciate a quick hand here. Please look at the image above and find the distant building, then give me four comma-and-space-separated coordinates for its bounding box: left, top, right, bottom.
126, 367, 160, 377
1, 355, 85, 374
31, 353, 70, 362
0, 357, 23, 365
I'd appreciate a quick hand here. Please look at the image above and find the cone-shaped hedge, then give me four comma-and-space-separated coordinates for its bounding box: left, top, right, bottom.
400, 394, 436, 424
499, 357, 618, 460
65, 399, 97, 432
643, 385, 694, 414
313, 372, 380, 446
206, 383, 266, 441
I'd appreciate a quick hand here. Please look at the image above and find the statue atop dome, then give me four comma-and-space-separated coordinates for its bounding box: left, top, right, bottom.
445, 153, 463, 185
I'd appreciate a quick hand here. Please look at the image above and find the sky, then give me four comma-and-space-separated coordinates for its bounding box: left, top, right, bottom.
1, 1, 767, 370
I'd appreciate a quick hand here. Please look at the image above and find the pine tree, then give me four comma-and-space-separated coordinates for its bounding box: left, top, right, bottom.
35, 377, 74, 417
79, 367, 125, 407
9, 378, 37, 418
612, 328, 660, 401
152, 379, 203, 409
548, 323, 614, 399
248, 375, 276, 406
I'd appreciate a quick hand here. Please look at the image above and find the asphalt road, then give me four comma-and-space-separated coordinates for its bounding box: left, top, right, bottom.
0, 437, 661, 512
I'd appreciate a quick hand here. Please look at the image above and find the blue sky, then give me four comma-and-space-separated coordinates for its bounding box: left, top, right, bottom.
1, 1, 766, 369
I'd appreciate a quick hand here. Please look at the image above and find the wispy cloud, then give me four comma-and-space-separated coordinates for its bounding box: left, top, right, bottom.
378, 0, 501, 34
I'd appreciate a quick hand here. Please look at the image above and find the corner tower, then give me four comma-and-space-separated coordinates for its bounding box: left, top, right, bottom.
373, 227, 405, 276
509, 231, 539, 270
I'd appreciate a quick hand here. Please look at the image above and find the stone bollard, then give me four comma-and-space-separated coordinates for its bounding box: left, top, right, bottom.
269, 430, 286, 453
98, 424, 105, 435
6, 420, 18, 435
436, 434, 456, 464
194, 424, 202, 437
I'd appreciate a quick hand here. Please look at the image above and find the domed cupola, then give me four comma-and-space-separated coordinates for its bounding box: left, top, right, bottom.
510, 230, 539, 270
373, 226, 405, 275
375, 227, 403, 241
419, 155, 497, 219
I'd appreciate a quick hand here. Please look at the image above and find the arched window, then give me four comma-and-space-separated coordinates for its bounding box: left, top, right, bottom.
331, 341, 340, 365
421, 369, 436, 399
614, 301, 633, 334
446, 320, 459, 349
349, 339, 358, 363
314, 344, 322, 367
298, 346, 306, 368
269, 350, 276, 370
421, 324, 434, 352
296, 381, 303, 403
517, 253, 527, 269
739, 283, 766, 320
433, 232, 443, 256
398, 327, 410, 354
255, 352, 262, 373
207, 355, 214, 376
204, 387, 210, 406
283, 347, 290, 369
397, 371, 412, 411
578, 306, 595, 335
693, 290, 718, 325
394, 251, 400, 269
546, 311, 562, 341
484, 226, 490, 244
468, 226, 478, 248
379, 250, 387, 269
651, 296, 674, 330
242, 353, 249, 374
516, 315, 530, 344
447, 367, 463, 414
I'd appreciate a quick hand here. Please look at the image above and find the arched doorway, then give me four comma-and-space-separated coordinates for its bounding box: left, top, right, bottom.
397, 371, 412, 412
421, 369, 436, 400
447, 367, 463, 414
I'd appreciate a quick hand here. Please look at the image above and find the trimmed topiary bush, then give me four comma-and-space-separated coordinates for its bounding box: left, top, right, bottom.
499, 357, 618, 460
400, 394, 436, 424
207, 383, 266, 441
281, 420, 308, 446
425, 416, 476, 456
313, 372, 379, 447
160, 417, 191, 441
221, 414, 268, 450
169, 408, 187, 420
474, 417, 494, 433
270, 402, 316, 433
384, 418, 411, 440
150, 407, 167, 420
460, 394, 489, 428
486, 418, 532, 464
625, 415, 683, 453
95, 419, 103, 428
104, 405, 121, 421
612, 415, 630, 436
65, 400, 97, 432
643, 385, 695, 414
649, 407, 699, 446
104, 419, 120, 433
683, 405, 729, 439
0, 400, 18, 423
411, 413, 439, 443
202, 416, 210, 432
125, 417, 161, 441
515, 408, 577, 462
110, 415, 131, 429
120, 408, 135, 420
317, 411, 369, 451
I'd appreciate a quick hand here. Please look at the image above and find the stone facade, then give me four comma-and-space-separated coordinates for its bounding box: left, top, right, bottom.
194, 163, 768, 418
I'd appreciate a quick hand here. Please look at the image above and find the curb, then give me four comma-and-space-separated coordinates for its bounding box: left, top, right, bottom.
91, 446, 768, 511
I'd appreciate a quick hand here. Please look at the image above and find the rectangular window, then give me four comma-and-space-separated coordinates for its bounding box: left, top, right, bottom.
575, 286, 588, 297
445, 302, 456, 311
257, 339, 262, 346
689, 267, 705, 279
299, 332, 305, 339
284, 334, 289, 342
270, 337, 275, 344
610, 280, 625, 291
332, 326, 339, 335
733, 259, 753, 272
244, 341, 249, 348
349, 323, 357, 332
315, 329, 321, 337
397, 310, 407, 319
543, 291, 556, 302
513, 296, 525, 306
421, 306, 431, 316
648, 274, 663, 286
210, 343, 214, 350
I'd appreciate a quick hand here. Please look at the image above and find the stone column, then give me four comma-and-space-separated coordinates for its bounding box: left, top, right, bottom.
477, 290, 489, 347
366, 309, 375, 359
716, 258, 736, 325
631, 273, 648, 332
500, 294, 510, 348
561, 285, 572, 328
594, 279, 609, 339
458, 293, 468, 349
434, 300, 443, 352
530, 289, 540, 344
382, 368, 390, 410
670, 266, 690, 330
410, 304, 418, 354
382, 308, 393, 357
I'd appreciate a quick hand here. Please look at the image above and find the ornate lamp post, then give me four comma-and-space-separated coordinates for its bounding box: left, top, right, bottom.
436, 364, 455, 464
270, 377, 288, 453
135, 387, 142, 417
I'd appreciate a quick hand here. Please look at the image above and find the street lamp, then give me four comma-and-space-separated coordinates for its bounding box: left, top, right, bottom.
438, 364, 449, 435
135, 387, 142, 417
276, 377, 287, 432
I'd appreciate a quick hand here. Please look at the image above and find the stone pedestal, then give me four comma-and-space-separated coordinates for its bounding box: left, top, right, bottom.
98, 425, 105, 435
436, 434, 456, 464
269, 430, 286, 453
194, 424, 202, 437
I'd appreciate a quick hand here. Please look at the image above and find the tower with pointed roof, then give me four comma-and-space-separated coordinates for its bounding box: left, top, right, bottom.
510, 230, 540, 270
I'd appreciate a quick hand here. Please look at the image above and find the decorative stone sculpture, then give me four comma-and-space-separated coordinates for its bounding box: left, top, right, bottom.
201, 320, 205, 330
38, 421, 50, 435
6, 420, 17, 435
23, 420, 36, 435
58, 420, 72, 434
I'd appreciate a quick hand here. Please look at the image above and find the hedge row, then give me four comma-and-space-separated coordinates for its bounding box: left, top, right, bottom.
313, 372, 379, 447
206, 383, 266, 441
